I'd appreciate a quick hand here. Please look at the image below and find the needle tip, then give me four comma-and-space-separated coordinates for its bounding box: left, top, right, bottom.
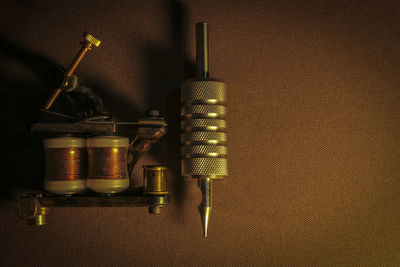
202, 206, 211, 237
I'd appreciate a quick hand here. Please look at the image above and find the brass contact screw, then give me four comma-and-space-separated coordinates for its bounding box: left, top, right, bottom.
43, 33, 101, 110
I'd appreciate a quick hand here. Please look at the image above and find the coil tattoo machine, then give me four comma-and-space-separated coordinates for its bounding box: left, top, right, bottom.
16, 33, 169, 225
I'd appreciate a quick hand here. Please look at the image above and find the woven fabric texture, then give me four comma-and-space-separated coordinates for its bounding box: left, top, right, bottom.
1, 0, 400, 265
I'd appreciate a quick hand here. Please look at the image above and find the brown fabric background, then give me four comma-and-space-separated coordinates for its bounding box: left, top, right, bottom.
1, 0, 400, 265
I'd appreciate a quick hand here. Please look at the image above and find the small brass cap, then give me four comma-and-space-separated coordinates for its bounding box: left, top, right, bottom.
83, 33, 101, 47
31, 207, 50, 226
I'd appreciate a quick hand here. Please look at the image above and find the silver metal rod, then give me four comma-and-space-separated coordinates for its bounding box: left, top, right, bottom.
196, 22, 209, 79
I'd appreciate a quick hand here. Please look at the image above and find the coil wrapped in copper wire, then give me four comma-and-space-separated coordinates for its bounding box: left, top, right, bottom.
43, 137, 87, 194
86, 136, 130, 194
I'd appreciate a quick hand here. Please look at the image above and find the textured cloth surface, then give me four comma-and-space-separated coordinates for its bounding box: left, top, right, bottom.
1, 0, 400, 265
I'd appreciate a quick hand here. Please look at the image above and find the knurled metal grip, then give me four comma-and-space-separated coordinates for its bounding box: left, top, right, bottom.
181, 145, 227, 158
180, 80, 228, 180
181, 80, 226, 104
181, 158, 228, 178
181, 118, 227, 130
181, 132, 227, 145
181, 104, 226, 118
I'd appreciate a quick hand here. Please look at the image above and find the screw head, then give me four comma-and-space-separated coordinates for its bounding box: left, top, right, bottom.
146, 109, 160, 117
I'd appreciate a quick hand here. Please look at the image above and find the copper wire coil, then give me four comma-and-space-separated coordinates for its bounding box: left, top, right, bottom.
45, 148, 87, 181
87, 147, 128, 179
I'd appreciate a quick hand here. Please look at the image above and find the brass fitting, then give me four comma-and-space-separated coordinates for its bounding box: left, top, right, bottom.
143, 165, 168, 195
29, 207, 50, 226
142, 165, 168, 214
16, 197, 50, 226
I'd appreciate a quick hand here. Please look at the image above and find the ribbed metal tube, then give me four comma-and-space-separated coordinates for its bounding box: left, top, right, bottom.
180, 80, 228, 180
